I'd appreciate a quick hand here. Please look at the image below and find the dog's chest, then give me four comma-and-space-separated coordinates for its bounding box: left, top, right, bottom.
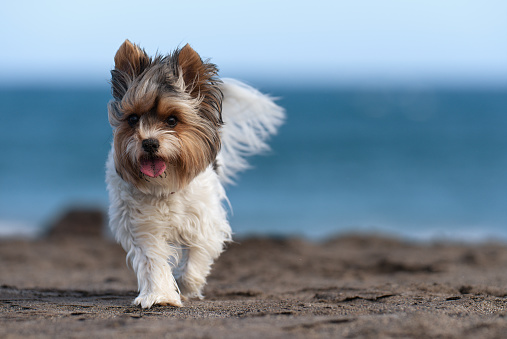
127, 189, 202, 234
123, 169, 224, 238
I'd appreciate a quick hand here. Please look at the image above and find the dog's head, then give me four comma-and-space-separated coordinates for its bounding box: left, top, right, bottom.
108, 40, 222, 193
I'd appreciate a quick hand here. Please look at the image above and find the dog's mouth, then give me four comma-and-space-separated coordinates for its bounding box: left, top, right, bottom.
139, 156, 167, 178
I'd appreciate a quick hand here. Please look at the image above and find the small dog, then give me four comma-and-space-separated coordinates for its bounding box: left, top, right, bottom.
106, 40, 284, 308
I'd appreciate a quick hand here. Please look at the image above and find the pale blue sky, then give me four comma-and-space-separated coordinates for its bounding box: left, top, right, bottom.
1, 0, 506, 86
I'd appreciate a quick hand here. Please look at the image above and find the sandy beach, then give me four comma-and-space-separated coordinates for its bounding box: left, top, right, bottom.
1, 209, 507, 338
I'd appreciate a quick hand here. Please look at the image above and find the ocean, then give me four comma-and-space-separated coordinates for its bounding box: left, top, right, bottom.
1, 85, 506, 240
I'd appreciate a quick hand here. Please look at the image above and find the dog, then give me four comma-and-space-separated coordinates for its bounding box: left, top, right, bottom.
106, 40, 284, 308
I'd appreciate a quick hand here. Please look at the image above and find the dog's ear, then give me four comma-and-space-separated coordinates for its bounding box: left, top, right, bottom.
177, 44, 219, 97
114, 40, 150, 77
111, 40, 150, 100
176, 44, 222, 124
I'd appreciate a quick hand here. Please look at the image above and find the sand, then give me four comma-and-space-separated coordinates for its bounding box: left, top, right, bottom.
1, 209, 507, 338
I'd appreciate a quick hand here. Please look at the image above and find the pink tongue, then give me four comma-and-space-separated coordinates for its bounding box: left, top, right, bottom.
140, 158, 166, 178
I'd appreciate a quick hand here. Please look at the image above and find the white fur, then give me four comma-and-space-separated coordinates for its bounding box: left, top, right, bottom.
106, 78, 284, 308
218, 78, 285, 185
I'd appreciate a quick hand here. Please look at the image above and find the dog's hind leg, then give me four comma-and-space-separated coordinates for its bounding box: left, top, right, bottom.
177, 245, 217, 299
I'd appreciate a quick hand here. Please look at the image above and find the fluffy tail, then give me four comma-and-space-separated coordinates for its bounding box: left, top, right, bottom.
216, 78, 285, 185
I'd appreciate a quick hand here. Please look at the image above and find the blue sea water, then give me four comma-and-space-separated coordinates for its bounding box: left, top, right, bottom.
0, 85, 506, 240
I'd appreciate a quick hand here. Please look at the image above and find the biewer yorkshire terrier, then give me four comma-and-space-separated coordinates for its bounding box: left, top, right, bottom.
106, 40, 284, 308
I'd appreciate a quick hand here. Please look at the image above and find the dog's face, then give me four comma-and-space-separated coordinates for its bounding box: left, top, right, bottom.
108, 40, 223, 193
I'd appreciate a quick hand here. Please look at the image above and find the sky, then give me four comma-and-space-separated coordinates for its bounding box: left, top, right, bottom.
1, 0, 506, 87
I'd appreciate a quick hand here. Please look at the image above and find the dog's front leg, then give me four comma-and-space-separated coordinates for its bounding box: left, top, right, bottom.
127, 240, 183, 308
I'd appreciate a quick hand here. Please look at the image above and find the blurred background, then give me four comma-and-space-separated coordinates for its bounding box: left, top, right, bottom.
0, 0, 506, 240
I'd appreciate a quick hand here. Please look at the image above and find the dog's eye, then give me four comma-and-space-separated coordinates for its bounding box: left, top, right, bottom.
127, 114, 139, 127
166, 115, 178, 128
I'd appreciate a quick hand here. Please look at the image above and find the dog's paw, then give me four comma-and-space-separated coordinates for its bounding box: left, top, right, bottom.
179, 278, 205, 300
133, 292, 183, 309
182, 290, 204, 300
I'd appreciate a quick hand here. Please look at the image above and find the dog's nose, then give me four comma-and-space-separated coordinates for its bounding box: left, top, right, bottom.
142, 138, 160, 153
